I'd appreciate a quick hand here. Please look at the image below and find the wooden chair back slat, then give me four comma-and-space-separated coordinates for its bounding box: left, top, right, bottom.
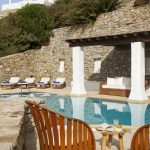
131, 124, 150, 150
145, 127, 149, 149
87, 130, 92, 150
83, 126, 87, 150
67, 119, 72, 149
51, 113, 59, 149
79, 122, 83, 150
73, 120, 77, 150
25, 100, 96, 150
59, 117, 65, 150
135, 135, 138, 150
139, 131, 143, 150
43, 109, 54, 150
38, 107, 49, 150
29, 105, 45, 150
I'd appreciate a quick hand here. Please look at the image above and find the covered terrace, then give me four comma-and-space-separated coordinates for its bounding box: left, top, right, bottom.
66, 30, 150, 101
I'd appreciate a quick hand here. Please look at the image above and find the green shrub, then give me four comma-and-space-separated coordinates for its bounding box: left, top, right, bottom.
71, 0, 120, 24
0, 4, 54, 57
0, 13, 20, 57
0, 0, 121, 57
0, 14, 36, 57
49, 0, 121, 26
17, 4, 54, 46
48, 0, 72, 28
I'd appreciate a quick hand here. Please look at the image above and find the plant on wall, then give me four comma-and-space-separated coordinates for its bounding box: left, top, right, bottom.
0, 0, 121, 57
0, 4, 54, 57
17, 4, 54, 46
0, 13, 23, 57
134, 0, 149, 6
71, 0, 120, 25
49, 0, 121, 27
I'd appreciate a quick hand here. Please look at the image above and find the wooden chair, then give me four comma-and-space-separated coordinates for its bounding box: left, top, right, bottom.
1, 77, 20, 89
131, 124, 150, 150
25, 100, 96, 150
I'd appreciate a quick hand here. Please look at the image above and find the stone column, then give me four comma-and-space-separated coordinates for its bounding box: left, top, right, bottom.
71, 46, 86, 95
71, 97, 86, 120
129, 42, 148, 101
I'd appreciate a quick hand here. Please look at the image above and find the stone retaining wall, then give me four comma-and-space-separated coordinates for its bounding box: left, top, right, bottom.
62, 4, 150, 39
0, 3, 149, 84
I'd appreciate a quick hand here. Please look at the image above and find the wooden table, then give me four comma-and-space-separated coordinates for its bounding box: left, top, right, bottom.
98, 129, 124, 150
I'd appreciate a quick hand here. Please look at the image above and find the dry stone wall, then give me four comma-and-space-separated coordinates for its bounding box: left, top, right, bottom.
0, 3, 150, 84
63, 4, 150, 39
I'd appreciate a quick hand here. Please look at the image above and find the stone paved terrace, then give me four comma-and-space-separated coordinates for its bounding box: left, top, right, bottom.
0, 99, 24, 150
0, 86, 145, 150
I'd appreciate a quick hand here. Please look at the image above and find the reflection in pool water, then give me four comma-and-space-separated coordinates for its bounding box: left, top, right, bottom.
45, 94, 73, 117
44, 94, 149, 126
0, 93, 150, 126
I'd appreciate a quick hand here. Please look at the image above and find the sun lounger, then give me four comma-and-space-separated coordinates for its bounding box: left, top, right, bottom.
1, 77, 20, 89
36, 77, 50, 88
18, 77, 35, 88
51, 78, 66, 89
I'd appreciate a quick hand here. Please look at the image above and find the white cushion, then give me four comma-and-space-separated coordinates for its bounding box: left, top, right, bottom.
115, 77, 124, 86
123, 77, 131, 87
25, 78, 35, 83
124, 77, 131, 87
9, 77, 20, 83
56, 78, 65, 83
41, 77, 50, 84
107, 77, 115, 86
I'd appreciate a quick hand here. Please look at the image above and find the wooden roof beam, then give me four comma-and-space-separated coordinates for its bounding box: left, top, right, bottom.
68, 37, 150, 47
133, 33, 139, 37
66, 30, 150, 47
143, 31, 150, 35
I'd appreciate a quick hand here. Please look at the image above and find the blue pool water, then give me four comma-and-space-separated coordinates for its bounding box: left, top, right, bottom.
0, 92, 150, 126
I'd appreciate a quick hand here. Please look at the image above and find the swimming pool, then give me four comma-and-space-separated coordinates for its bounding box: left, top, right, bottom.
0, 92, 150, 126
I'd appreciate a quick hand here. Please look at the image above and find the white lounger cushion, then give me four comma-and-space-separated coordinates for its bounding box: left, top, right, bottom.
25, 78, 35, 83
9, 77, 20, 83
40, 77, 50, 84
56, 78, 65, 83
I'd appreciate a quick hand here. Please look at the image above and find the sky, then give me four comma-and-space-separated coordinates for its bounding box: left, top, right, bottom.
0, 0, 22, 10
